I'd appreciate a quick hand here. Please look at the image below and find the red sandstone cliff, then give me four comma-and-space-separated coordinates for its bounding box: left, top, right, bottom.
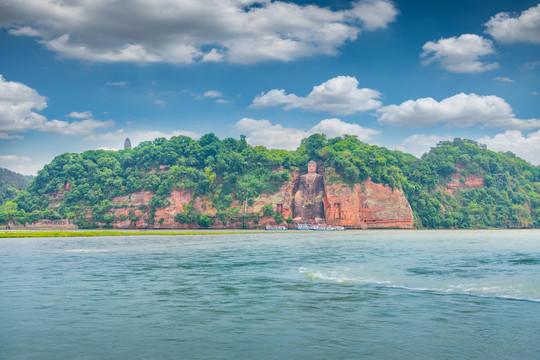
323, 174, 414, 229
105, 168, 414, 229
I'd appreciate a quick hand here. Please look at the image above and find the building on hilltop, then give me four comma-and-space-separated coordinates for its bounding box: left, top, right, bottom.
124, 138, 131, 150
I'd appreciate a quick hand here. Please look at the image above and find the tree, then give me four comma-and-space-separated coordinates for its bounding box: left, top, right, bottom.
198, 214, 213, 227
262, 204, 274, 217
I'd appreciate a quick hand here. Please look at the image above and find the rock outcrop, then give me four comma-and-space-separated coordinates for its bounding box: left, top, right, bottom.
323, 173, 414, 229
447, 173, 484, 193
106, 165, 415, 229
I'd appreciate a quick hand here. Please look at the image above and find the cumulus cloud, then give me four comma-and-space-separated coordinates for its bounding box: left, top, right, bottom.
250, 76, 382, 115
0, 74, 113, 137
479, 130, 540, 165
376, 93, 540, 130
390, 134, 452, 158
0, 0, 397, 64
421, 34, 498, 73
234, 117, 379, 150
0, 74, 48, 137
347, 0, 400, 31
485, 4, 540, 44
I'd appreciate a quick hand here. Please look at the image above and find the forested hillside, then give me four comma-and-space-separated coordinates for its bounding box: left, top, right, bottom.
0, 168, 33, 205
1, 134, 538, 229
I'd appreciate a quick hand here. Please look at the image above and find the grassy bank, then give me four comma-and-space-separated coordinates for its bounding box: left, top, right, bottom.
0, 229, 266, 238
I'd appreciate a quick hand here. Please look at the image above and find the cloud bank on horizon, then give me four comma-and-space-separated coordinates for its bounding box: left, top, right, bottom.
0, 0, 539, 174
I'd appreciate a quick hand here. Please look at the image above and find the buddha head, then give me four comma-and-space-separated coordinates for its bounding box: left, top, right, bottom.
307, 160, 317, 174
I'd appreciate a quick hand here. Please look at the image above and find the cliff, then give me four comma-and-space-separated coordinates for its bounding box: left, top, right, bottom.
104, 167, 415, 229
323, 173, 414, 229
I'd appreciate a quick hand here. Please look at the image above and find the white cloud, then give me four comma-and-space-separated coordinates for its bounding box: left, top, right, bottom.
0, 133, 23, 140
88, 129, 201, 147
493, 76, 515, 83
106, 81, 127, 86
154, 99, 167, 106
0, 74, 113, 136
203, 90, 223, 98
524, 60, 540, 69
38, 118, 114, 135
390, 134, 452, 158
216, 99, 232, 104
0, 0, 397, 64
485, 4, 540, 44
376, 93, 540, 130
0, 74, 48, 134
234, 117, 379, 150
1, 162, 46, 176
309, 118, 380, 139
250, 76, 382, 115
201, 49, 224, 63
421, 34, 498, 73
0, 155, 31, 162
346, 0, 399, 31
479, 130, 540, 165
67, 110, 93, 119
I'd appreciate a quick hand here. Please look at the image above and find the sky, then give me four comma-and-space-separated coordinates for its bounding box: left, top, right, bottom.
0, 0, 539, 175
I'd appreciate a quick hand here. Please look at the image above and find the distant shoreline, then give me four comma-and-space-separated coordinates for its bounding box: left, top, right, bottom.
0, 229, 266, 238
0, 228, 537, 238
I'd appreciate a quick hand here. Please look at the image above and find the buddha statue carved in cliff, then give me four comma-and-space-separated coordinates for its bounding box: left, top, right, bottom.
293, 161, 325, 221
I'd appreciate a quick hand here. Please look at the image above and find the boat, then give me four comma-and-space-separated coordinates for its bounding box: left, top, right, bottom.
294, 223, 345, 231
265, 225, 288, 231
310, 224, 346, 231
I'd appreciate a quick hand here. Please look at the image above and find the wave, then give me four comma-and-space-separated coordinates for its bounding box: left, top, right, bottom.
298, 267, 540, 303
64, 249, 110, 253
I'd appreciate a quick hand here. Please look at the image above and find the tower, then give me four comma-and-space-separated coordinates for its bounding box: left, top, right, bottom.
124, 137, 131, 150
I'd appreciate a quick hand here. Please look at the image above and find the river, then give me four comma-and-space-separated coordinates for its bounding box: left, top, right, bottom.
1, 230, 539, 359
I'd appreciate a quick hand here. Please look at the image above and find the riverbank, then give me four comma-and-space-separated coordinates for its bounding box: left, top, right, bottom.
0, 229, 266, 238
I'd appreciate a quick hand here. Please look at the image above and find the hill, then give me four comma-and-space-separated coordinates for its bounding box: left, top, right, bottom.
0, 167, 33, 205
1, 134, 538, 229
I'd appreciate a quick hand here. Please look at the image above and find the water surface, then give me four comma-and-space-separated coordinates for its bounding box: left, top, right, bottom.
1, 230, 539, 359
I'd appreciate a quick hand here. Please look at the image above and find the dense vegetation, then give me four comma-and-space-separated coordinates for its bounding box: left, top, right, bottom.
0, 167, 33, 205
1, 134, 538, 229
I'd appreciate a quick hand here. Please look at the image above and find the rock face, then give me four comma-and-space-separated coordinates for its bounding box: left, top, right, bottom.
323, 174, 414, 229
292, 161, 325, 221
251, 171, 297, 221
447, 173, 484, 193
106, 165, 415, 229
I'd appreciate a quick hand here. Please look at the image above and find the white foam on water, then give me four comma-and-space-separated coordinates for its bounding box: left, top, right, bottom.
64, 249, 110, 253
298, 267, 392, 285
298, 267, 540, 302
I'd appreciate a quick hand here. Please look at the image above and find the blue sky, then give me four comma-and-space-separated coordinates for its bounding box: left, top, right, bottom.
1, 0, 539, 175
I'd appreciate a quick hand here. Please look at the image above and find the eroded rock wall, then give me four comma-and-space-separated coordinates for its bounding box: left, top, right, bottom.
323, 177, 414, 229
106, 167, 414, 229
